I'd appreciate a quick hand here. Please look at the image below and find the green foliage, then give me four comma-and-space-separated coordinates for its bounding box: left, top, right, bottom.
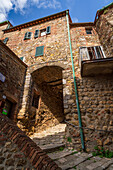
59, 147, 64, 151
73, 166, 76, 169
103, 9, 108, 15
92, 146, 113, 158
67, 137, 72, 143
87, 157, 90, 160
71, 151, 78, 155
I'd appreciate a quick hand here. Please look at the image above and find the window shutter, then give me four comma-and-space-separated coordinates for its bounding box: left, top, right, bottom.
35, 46, 44, 57
34, 30, 39, 38
46, 26, 51, 34
28, 32, 32, 39
24, 32, 27, 40
20, 57, 24, 61
24, 32, 32, 40
3, 37, 9, 44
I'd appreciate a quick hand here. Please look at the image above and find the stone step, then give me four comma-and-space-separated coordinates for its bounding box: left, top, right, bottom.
86, 157, 112, 170
55, 152, 93, 170
48, 149, 78, 160
39, 143, 65, 153
74, 156, 108, 170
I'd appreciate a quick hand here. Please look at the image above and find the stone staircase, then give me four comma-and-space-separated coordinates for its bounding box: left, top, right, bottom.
30, 123, 113, 170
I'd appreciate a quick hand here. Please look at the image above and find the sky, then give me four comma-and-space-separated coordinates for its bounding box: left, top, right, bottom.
0, 0, 112, 26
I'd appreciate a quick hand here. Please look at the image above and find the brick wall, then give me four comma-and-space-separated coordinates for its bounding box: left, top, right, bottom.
0, 114, 61, 169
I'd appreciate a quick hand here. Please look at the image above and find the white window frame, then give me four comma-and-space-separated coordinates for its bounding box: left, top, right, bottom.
80, 46, 106, 61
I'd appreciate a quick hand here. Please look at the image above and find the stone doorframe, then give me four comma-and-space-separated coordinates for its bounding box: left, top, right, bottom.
18, 60, 73, 120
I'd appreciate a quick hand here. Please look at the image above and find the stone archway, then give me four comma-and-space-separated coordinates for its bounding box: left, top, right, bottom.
31, 65, 65, 131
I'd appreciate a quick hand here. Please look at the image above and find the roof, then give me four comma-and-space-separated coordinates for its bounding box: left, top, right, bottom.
0, 20, 13, 27
99, 2, 113, 12
70, 22, 94, 27
94, 2, 113, 23
3, 10, 71, 33
0, 40, 27, 68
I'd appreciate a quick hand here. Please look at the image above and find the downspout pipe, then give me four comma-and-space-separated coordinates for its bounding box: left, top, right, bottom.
66, 11, 85, 151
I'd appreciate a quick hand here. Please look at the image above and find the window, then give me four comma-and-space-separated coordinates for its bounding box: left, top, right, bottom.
24, 32, 32, 40
40, 29, 46, 36
35, 46, 44, 57
34, 30, 39, 38
34, 26, 51, 38
46, 26, 51, 34
20, 57, 24, 61
32, 93, 40, 109
80, 46, 105, 61
3, 37, 9, 44
86, 28, 92, 34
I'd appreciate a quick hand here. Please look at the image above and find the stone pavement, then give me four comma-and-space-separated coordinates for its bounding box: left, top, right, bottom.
30, 123, 113, 170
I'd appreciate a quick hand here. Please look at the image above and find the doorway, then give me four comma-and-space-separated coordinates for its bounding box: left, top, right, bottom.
2, 99, 13, 118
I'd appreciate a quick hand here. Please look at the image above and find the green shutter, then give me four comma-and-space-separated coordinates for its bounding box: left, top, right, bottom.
24, 32, 32, 40
35, 46, 44, 57
34, 30, 39, 38
46, 26, 51, 34
28, 32, 32, 39
24, 32, 27, 40
3, 37, 9, 44
20, 57, 24, 61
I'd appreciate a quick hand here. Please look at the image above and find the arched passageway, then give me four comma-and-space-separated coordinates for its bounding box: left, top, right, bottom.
31, 65, 64, 131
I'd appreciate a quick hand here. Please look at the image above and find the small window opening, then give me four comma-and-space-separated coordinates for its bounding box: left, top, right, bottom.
86, 28, 92, 34
32, 93, 40, 109
40, 29, 46, 36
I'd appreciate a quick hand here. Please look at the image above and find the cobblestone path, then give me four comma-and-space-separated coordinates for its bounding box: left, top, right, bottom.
30, 124, 113, 170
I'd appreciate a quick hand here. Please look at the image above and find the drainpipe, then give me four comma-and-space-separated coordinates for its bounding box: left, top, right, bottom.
66, 11, 85, 150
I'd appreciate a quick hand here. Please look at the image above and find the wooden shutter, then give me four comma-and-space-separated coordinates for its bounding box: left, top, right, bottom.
35, 46, 44, 57
46, 26, 51, 34
34, 30, 39, 38
3, 37, 9, 44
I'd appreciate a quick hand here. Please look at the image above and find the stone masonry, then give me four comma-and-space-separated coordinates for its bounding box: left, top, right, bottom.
65, 5, 113, 151
1, 11, 74, 135
0, 4, 113, 151
96, 7, 113, 58
0, 114, 61, 170
0, 40, 27, 121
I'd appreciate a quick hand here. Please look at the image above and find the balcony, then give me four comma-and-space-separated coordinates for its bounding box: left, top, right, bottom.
80, 46, 113, 76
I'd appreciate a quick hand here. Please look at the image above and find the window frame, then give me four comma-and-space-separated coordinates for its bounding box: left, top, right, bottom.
32, 91, 40, 109
3, 37, 9, 44
34, 30, 39, 38
24, 32, 32, 40
35, 46, 44, 57
85, 28, 92, 35
80, 46, 106, 61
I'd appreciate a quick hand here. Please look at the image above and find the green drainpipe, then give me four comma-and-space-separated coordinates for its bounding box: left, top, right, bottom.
66, 11, 85, 150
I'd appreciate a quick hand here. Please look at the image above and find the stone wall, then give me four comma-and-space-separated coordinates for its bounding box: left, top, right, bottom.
0, 24, 8, 39
0, 40, 27, 121
64, 24, 113, 151
1, 13, 74, 133
0, 114, 61, 169
96, 7, 113, 58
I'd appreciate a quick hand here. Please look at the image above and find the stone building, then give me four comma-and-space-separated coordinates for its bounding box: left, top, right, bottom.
0, 40, 27, 121
0, 2, 113, 151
